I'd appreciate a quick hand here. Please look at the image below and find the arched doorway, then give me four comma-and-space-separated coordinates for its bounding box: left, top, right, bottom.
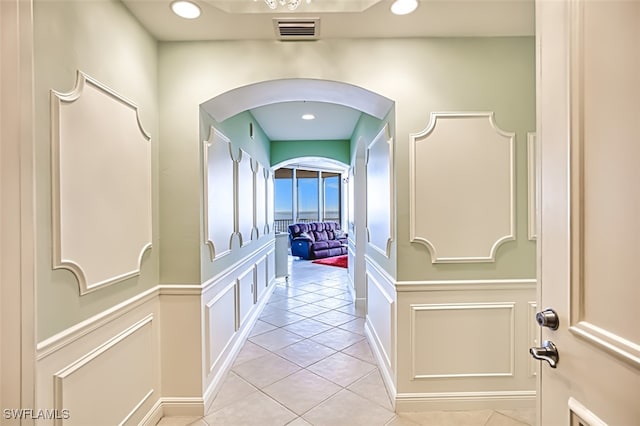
201, 78, 395, 308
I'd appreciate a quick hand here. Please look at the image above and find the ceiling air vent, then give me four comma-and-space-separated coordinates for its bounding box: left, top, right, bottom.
273, 18, 320, 40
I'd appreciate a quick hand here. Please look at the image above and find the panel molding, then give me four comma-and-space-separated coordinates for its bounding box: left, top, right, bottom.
409, 112, 515, 263
203, 126, 234, 260
51, 70, 152, 295
253, 160, 266, 241
236, 149, 254, 247
205, 281, 236, 373
366, 273, 394, 368
568, 397, 608, 426
527, 132, 537, 240
409, 303, 515, 379
236, 266, 256, 328
528, 301, 538, 377
366, 123, 394, 257
395, 278, 536, 292
52, 314, 155, 426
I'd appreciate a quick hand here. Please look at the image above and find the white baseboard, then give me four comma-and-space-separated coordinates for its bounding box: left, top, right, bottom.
138, 397, 204, 425
395, 390, 536, 412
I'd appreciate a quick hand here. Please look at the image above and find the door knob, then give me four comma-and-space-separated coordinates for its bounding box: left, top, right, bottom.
536, 308, 559, 330
530, 340, 559, 368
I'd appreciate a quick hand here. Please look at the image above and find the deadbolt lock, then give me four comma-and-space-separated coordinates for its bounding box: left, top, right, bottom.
535, 308, 559, 330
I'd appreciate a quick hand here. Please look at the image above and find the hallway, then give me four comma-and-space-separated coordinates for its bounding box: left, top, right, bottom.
158, 258, 534, 426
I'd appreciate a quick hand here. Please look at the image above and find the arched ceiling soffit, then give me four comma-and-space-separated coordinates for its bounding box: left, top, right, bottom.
200, 78, 394, 122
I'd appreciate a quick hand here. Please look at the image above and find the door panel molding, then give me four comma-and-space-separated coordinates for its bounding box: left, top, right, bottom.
568, 0, 640, 369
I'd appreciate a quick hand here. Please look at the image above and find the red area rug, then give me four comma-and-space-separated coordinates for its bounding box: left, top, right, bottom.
312, 255, 348, 269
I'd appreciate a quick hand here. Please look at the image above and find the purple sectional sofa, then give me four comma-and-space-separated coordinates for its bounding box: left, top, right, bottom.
288, 222, 348, 260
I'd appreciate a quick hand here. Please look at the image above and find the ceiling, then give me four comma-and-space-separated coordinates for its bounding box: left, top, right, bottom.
122, 0, 534, 143
250, 101, 363, 141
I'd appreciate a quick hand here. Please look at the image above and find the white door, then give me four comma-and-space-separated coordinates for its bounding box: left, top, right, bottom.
536, 0, 640, 424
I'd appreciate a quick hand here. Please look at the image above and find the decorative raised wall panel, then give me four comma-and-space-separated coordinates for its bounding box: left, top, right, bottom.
204, 127, 235, 260
528, 301, 538, 377
51, 71, 152, 295
527, 133, 537, 240
366, 124, 394, 257
237, 267, 255, 327
205, 281, 236, 373
254, 161, 267, 240
267, 249, 276, 284
52, 315, 155, 425
236, 150, 254, 247
255, 256, 267, 302
409, 112, 515, 263
366, 263, 395, 369
410, 303, 515, 379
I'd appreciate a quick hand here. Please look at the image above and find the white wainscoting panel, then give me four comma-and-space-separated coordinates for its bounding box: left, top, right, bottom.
528, 301, 538, 377
53, 316, 154, 425
394, 279, 535, 412
51, 71, 152, 294
254, 162, 266, 240
237, 267, 255, 328
204, 127, 234, 260
236, 150, 254, 247
365, 258, 396, 372
267, 249, 276, 286
201, 242, 277, 412
366, 124, 393, 257
255, 255, 267, 302
37, 294, 162, 426
409, 112, 515, 263
410, 303, 515, 379
205, 281, 236, 373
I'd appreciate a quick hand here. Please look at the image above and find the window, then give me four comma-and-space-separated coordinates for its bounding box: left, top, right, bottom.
296, 169, 319, 222
273, 166, 344, 232
322, 172, 340, 222
274, 168, 293, 223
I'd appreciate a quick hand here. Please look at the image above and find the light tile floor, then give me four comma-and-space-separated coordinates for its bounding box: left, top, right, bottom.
158, 257, 535, 426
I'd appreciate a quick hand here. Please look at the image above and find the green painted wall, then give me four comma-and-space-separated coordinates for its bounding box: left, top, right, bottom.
31, 3, 535, 339
271, 139, 351, 166
159, 36, 536, 283
199, 109, 273, 282
34, 0, 159, 340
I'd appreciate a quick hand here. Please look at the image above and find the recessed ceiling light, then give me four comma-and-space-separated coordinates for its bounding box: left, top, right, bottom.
390, 0, 418, 15
171, 1, 201, 19
302, 113, 316, 120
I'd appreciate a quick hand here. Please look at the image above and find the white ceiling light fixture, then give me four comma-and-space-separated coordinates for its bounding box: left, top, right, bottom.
390, 0, 418, 15
264, 0, 308, 11
171, 0, 201, 19
301, 113, 316, 120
